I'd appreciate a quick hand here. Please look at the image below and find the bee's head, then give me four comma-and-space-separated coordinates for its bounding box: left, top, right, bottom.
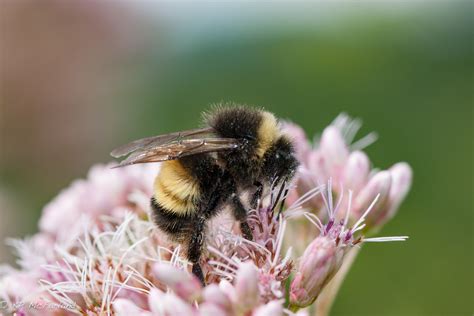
261, 136, 299, 184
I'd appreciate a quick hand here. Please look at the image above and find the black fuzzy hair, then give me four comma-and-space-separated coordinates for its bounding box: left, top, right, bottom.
261, 136, 299, 182
203, 104, 266, 185
204, 103, 264, 140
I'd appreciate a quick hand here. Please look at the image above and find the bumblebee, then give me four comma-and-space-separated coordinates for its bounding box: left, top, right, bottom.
111, 105, 298, 283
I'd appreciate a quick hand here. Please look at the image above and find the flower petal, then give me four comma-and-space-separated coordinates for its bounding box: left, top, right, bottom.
114, 298, 150, 316
253, 300, 284, 316
153, 263, 202, 302
148, 288, 195, 316
320, 126, 349, 177
289, 236, 346, 308
199, 302, 230, 316
343, 151, 370, 193
234, 262, 259, 312
353, 171, 392, 228
203, 284, 232, 312
386, 162, 413, 221
282, 121, 312, 162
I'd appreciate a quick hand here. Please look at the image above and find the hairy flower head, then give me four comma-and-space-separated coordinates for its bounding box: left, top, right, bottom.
0, 113, 412, 315
283, 113, 412, 232
287, 181, 408, 308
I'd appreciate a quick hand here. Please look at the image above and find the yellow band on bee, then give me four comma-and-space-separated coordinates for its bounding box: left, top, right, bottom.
154, 160, 201, 215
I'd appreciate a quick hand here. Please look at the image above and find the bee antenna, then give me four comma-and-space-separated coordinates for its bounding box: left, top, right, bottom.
271, 178, 287, 214
277, 186, 290, 218
270, 175, 280, 206
271, 175, 280, 190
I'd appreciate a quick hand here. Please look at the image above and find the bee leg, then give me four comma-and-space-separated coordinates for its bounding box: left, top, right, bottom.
231, 194, 253, 241
192, 264, 205, 286
250, 181, 263, 209
240, 222, 253, 241
188, 217, 206, 286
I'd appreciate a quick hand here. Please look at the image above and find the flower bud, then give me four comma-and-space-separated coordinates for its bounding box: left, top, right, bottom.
253, 300, 284, 316
203, 284, 232, 313
153, 263, 202, 302
199, 302, 229, 316
293, 151, 326, 210
343, 151, 370, 193
148, 288, 195, 316
384, 163, 412, 223
282, 121, 312, 162
307, 151, 328, 183
353, 171, 392, 229
234, 262, 259, 312
289, 236, 346, 308
320, 126, 349, 177
218, 279, 237, 302
113, 299, 150, 316
0, 271, 40, 304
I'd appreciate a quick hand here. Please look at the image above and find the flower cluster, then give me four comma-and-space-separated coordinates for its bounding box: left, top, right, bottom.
286, 181, 407, 309
0, 114, 412, 316
284, 113, 412, 232
115, 262, 288, 316
0, 163, 162, 315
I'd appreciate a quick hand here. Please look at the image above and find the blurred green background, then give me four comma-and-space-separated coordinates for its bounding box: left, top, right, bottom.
0, 1, 472, 315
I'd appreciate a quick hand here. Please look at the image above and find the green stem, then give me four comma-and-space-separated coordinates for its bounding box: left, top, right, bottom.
288, 304, 300, 313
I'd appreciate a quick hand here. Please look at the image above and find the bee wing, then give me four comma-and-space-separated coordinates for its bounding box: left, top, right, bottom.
112, 137, 240, 168
110, 127, 215, 158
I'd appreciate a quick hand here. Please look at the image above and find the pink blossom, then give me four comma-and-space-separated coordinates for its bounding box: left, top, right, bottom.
234, 262, 260, 312
342, 151, 370, 193
39, 163, 158, 241
290, 236, 346, 307
114, 299, 151, 316
153, 264, 202, 302
287, 182, 408, 309
202, 284, 232, 313
0, 113, 411, 315
253, 300, 284, 316
353, 171, 392, 228
148, 288, 196, 316
282, 113, 412, 231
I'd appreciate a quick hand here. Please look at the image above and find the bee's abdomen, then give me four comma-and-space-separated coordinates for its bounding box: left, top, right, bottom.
150, 160, 201, 241
151, 196, 194, 241
153, 160, 201, 216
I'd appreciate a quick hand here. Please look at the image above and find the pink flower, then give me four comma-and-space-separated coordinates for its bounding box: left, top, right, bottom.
353, 170, 393, 228
282, 121, 312, 161
39, 163, 158, 242
0, 271, 42, 309
0, 113, 412, 315
343, 151, 371, 193
385, 163, 413, 224
148, 288, 196, 316
205, 188, 293, 303
152, 261, 286, 316
153, 264, 202, 302
114, 299, 151, 316
202, 284, 232, 313
282, 113, 412, 232
290, 236, 346, 307
288, 182, 408, 309
234, 262, 260, 313
253, 300, 284, 316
